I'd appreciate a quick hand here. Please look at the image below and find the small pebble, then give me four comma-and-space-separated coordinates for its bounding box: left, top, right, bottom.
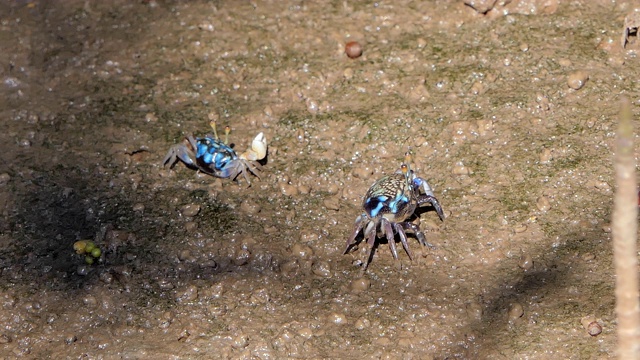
345, 41, 363, 59
508, 303, 524, 322
518, 254, 534, 270
76, 265, 90, 276
536, 196, 551, 212
64, 334, 77, 345
581, 315, 602, 336
132, 203, 145, 212
180, 204, 201, 217
587, 321, 602, 336
350, 277, 371, 293
567, 70, 589, 90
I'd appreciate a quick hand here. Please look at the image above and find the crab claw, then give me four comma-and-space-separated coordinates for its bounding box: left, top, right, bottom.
239, 132, 267, 161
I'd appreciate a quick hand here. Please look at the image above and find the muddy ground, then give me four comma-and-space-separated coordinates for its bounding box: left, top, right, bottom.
0, 0, 638, 358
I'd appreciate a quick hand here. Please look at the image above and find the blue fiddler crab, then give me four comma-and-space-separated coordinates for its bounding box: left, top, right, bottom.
344, 153, 445, 269
163, 121, 267, 185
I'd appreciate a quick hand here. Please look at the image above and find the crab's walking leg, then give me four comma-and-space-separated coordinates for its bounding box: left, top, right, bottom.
364, 225, 377, 269
344, 215, 364, 254
400, 222, 436, 249
382, 218, 398, 260
395, 223, 414, 260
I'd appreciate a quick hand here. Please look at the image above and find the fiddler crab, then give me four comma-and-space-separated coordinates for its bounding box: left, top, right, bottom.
344, 153, 445, 269
162, 120, 267, 185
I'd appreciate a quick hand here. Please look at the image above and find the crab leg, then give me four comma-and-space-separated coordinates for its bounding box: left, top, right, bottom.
395, 223, 414, 260
344, 215, 365, 254
382, 218, 398, 260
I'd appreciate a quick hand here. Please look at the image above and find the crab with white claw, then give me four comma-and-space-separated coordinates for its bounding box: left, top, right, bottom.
162, 121, 267, 186
344, 153, 445, 269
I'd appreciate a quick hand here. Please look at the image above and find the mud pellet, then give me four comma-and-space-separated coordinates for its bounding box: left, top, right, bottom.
297, 184, 311, 194
233, 248, 251, 266
291, 243, 313, 259
175, 285, 198, 303
355, 317, 370, 330
311, 261, 332, 277
518, 254, 534, 270
180, 204, 201, 217
567, 70, 589, 90
345, 41, 363, 59
536, 196, 551, 212
240, 200, 261, 215
184, 221, 198, 232
280, 183, 299, 196
513, 224, 527, 233
539, 148, 553, 163
231, 334, 249, 348
350, 277, 371, 293
452, 161, 471, 175
508, 303, 524, 322
323, 196, 340, 211
82, 295, 98, 309
298, 327, 313, 339
328, 312, 347, 324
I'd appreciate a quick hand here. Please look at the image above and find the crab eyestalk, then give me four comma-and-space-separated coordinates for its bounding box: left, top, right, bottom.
404, 151, 413, 165
209, 120, 219, 140
224, 126, 231, 144
239, 132, 267, 161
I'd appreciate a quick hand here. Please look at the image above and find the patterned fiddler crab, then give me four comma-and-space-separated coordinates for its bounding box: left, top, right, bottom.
344, 153, 445, 269
163, 121, 267, 185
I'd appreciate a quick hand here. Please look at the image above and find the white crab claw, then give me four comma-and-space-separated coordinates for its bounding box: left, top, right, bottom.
239, 132, 267, 161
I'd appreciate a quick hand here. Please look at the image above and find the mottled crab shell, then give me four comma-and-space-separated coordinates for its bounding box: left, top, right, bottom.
194, 136, 239, 176
363, 173, 415, 223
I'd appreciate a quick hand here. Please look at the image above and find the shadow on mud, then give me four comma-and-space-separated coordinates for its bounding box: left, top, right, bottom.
439, 226, 612, 358
2, 164, 276, 295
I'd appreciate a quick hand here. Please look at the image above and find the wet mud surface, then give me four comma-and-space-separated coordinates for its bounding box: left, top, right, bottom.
0, 0, 638, 358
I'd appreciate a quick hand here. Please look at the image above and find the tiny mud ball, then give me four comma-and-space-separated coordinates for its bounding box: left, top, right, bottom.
344, 153, 445, 269
163, 121, 267, 186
